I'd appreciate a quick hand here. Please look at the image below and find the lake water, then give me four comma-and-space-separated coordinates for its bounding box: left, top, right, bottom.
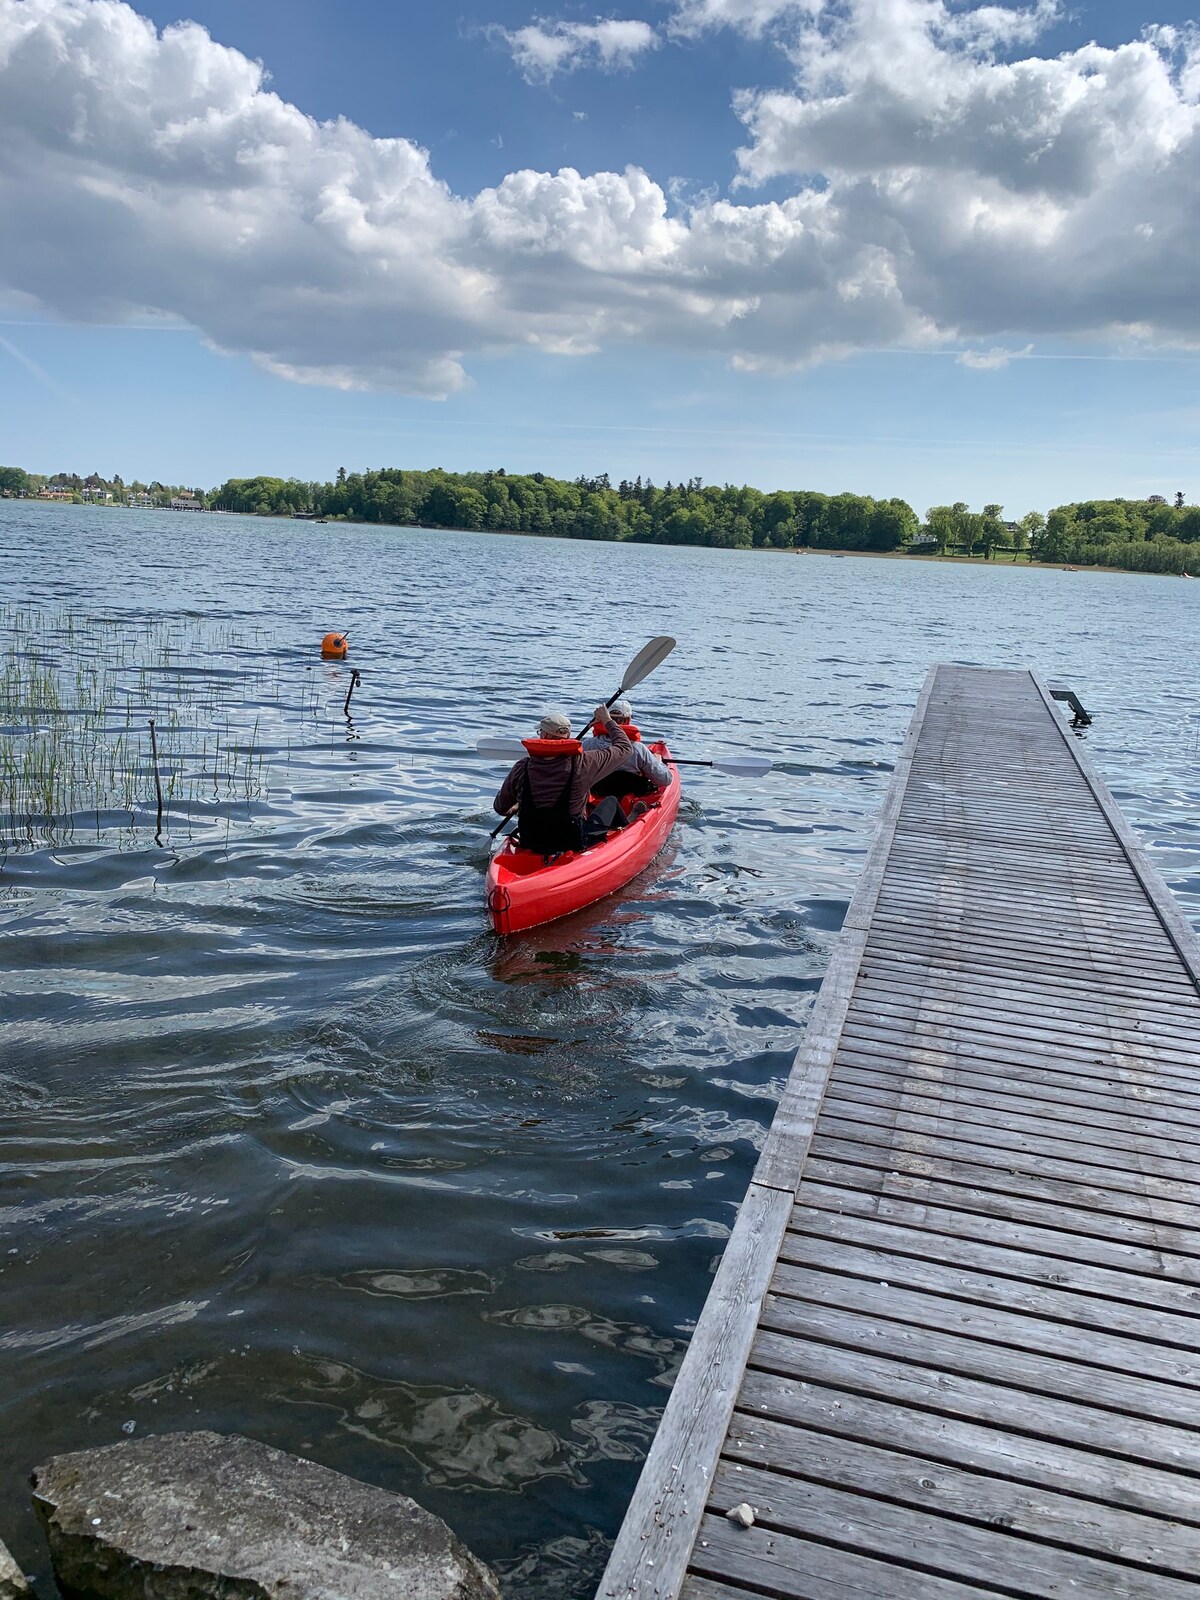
1, 504, 1197, 1596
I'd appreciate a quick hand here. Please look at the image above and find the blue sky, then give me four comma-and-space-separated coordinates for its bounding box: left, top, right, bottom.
1, 0, 1198, 515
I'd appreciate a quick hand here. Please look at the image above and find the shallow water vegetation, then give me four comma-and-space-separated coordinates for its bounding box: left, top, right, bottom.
0, 605, 280, 850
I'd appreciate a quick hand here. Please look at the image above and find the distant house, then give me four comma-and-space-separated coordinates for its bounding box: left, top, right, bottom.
80, 487, 113, 503
169, 495, 204, 510
127, 492, 155, 508
38, 487, 73, 501
907, 532, 938, 551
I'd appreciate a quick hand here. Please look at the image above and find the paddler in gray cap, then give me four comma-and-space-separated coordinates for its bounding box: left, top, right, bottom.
582, 698, 671, 800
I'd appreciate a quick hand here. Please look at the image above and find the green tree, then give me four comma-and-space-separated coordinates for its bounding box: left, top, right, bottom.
979, 504, 1008, 560
659, 504, 713, 544
1036, 509, 1072, 562
869, 498, 919, 550
925, 505, 956, 554
1016, 511, 1044, 555
422, 481, 487, 530
945, 502, 973, 555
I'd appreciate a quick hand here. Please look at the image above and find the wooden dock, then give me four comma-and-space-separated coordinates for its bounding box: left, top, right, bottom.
599, 664, 1200, 1600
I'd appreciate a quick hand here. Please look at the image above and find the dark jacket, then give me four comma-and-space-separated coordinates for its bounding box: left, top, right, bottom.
494, 723, 633, 818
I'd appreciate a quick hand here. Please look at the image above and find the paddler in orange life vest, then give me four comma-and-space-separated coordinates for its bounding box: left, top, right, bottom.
581, 697, 671, 800
493, 705, 634, 856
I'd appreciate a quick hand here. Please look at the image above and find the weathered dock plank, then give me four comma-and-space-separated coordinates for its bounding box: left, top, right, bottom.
598, 664, 1200, 1600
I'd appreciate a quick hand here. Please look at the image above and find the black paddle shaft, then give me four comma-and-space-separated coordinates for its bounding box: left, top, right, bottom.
575, 687, 625, 741
490, 809, 516, 841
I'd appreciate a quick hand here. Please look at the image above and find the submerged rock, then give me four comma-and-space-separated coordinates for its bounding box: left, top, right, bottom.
31, 1431, 501, 1600
0, 1537, 31, 1600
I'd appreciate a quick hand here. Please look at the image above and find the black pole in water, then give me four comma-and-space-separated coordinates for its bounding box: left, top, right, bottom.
148, 718, 164, 837
343, 669, 362, 718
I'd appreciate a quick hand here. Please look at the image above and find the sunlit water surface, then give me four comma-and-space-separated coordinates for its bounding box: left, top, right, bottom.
1, 505, 1197, 1595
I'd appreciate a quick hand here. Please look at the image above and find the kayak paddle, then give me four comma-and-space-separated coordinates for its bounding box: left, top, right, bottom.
477, 737, 771, 777
670, 755, 772, 776
574, 635, 676, 737
478, 637, 677, 765
477, 737, 531, 760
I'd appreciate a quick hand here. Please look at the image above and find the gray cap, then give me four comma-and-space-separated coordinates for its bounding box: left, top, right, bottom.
609, 698, 632, 720
538, 709, 571, 737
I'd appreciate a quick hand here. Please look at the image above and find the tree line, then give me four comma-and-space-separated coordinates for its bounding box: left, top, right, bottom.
212, 467, 921, 552
4, 463, 1196, 574
918, 495, 1198, 572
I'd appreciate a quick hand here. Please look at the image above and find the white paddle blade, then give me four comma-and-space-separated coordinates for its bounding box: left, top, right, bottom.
620, 635, 676, 693
476, 736, 526, 760
712, 755, 773, 777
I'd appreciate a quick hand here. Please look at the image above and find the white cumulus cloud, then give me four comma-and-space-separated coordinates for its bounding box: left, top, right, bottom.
667, 0, 816, 39
2, 0, 1200, 398
733, 0, 1200, 347
494, 16, 658, 81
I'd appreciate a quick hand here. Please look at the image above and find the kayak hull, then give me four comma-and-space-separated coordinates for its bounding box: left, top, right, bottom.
485, 744, 680, 935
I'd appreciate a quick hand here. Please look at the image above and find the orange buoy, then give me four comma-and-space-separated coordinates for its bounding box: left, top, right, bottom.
321, 631, 348, 660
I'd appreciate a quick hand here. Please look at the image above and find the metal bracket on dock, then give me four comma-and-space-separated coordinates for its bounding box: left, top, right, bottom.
1048, 683, 1093, 729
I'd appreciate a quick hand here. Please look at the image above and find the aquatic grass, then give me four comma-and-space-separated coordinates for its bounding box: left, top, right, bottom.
0, 605, 293, 851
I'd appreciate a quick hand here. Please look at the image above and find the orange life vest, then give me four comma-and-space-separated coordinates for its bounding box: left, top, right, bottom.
522, 738, 584, 757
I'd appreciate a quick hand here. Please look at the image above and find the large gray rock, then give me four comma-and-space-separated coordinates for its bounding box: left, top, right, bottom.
31, 1432, 500, 1600
0, 1536, 31, 1600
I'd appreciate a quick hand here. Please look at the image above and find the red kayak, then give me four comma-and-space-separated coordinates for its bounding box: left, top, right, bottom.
485, 743, 681, 935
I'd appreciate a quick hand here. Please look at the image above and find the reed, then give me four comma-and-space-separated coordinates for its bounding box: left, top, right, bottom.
0, 604, 282, 849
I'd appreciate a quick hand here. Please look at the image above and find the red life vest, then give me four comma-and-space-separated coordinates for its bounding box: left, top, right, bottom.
522, 737, 584, 757
590, 722, 641, 741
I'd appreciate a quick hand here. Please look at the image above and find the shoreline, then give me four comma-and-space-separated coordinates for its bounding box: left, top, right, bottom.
791, 547, 1195, 577
786, 546, 1133, 574
6, 498, 1190, 579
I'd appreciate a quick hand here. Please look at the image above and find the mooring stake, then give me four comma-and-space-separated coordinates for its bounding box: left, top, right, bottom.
148, 718, 164, 839
343, 670, 362, 718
